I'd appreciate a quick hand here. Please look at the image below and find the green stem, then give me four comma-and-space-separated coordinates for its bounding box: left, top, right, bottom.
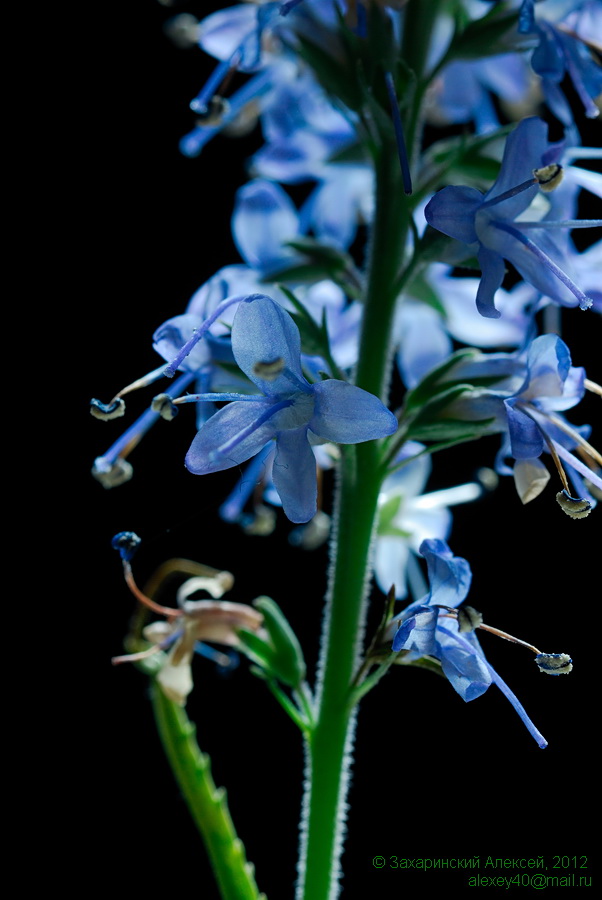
151, 682, 266, 900
298, 138, 409, 900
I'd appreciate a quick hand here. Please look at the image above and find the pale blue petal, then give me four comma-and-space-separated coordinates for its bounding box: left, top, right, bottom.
520, 333, 570, 401
504, 398, 544, 459
438, 640, 491, 701
153, 315, 212, 372
392, 607, 438, 655
232, 180, 300, 271
395, 302, 452, 387
272, 426, 317, 523
420, 539, 472, 610
186, 401, 276, 474
231, 295, 306, 394
482, 117, 547, 218
424, 186, 482, 244
475, 246, 505, 318
310, 380, 398, 443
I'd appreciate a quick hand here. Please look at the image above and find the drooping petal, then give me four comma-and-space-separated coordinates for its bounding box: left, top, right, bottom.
231, 295, 306, 395
271, 426, 317, 523
475, 246, 505, 319
309, 380, 398, 443
438, 637, 492, 701
186, 400, 277, 474
504, 398, 544, 459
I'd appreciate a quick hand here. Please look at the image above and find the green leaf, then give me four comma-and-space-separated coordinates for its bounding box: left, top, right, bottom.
407, 419, 494, 443
444, 4, 525, 62
238, 596, 306, 689
403, 349, 479, 411
294, 33, 363, 111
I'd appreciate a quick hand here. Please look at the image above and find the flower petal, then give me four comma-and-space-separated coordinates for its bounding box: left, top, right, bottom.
186, 400, 276, 474
310, 380, 398, 443
272, 426, 317, 523
420, 539, 472, 609
424, 185, 482, 244
231, 295, 306, 394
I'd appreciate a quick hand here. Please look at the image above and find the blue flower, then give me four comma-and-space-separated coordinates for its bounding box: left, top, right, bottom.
519, 0, 602, 125
185, 295, 398, 522
390, 539, 548, 747
424, 117, 599, 317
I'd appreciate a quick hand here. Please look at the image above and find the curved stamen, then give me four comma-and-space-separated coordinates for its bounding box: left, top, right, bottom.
437, 625, 548, 748
211, 398, 293, 459
163, 294, 247, 377
94, 372, 195, 468
480, 178, 538, 210
512, 219, 602, 229
180, 70, 273, 158
174, 392, 266, 405
492, 221, 594, 310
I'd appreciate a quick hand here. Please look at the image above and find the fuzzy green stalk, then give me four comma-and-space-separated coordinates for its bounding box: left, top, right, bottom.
297, 137, 409, 899
151, 682, 266, 900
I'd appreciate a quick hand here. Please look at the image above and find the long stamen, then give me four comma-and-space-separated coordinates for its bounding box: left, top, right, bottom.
180, 70, 273, 158
190, 54, 241, 116
529, 407, 602, 466
93, 372, 195, 469
173, 392, 266, 405
211, 398, 292, 459
585, 378, 602, 399
437, 625, 548, 748
123, 560, 182, 619
551, 438, 602, 491
492, 221, 594, 309
163, 294, 247, 377
111, 630, 183, 666
384, 72, 412, 196
480, 177, 538, 210
512, 219, 602, 229
90, 365, 169, 420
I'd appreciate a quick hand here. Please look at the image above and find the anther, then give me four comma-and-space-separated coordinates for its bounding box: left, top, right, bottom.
194, 96, 231, 127
92, 457, 133, 489
457, 605, 483, 633
555, 489, 592, 519
151, 393, 179, 421
535, 653, 573, 675
111, 531, 142, 562
253, 357, 285, 380
90, 397, 126, 421
533, 163, 564, 192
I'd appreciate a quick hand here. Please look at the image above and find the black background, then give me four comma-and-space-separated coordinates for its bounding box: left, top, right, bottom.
76, 2, 599, 895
